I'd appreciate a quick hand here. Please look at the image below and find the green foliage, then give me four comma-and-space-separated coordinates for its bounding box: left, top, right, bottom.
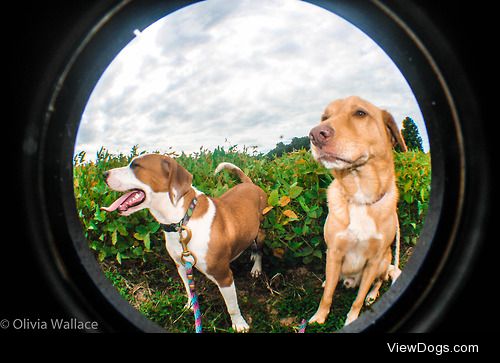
394, 151, 431, 246
266, 136, 310, 158
73, 145, 430, 267
73, 146, 163, 264
257, 149, 332, 265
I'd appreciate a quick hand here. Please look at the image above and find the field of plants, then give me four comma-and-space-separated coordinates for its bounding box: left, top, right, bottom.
73, 145, 431, 332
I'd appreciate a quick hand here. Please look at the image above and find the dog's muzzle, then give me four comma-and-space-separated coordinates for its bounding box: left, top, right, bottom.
309, 124, 334, 148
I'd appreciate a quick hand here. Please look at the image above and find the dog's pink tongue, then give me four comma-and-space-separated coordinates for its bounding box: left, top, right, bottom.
101, 191, 136, 212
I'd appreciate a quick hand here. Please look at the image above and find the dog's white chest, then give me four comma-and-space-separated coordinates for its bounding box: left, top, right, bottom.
163, 198, 216, 274
336, 204, 382, 275
339, 204, 382, 242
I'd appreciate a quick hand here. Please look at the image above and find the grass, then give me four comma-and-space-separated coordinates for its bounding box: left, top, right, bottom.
101, 247, 401, 333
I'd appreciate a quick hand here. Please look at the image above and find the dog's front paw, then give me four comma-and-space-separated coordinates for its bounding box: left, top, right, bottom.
344, 307, 361, 326
231, 316, 250, 333
387, 265, 401, 284
344, 313, 358, 327
308, 310, 328, 325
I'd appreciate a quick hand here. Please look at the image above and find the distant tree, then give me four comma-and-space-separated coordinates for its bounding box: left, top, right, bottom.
401, 117, 424, 152
267, 136, 310, 158
289, 137, 310, 152
270, 142, 286, 158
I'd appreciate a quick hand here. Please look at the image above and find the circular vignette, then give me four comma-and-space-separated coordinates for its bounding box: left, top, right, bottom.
21, 0, 487, 332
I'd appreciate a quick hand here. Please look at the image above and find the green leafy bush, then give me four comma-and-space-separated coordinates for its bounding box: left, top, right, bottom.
73, 146, 430, 266
394, 151, 431, 246
74, 146, 163, 264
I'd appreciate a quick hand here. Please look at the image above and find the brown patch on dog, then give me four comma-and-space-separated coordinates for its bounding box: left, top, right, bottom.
205, 183, 267, 287
132, 154, 193, 204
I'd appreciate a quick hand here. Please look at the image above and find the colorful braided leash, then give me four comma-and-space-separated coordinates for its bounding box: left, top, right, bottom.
162, 197, 203, 333
185, 261, 202, 333
298, 319, 308, 333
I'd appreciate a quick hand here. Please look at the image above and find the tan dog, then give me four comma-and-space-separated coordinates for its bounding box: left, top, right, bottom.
102, 154, 267, 332
308, 96, 407, 326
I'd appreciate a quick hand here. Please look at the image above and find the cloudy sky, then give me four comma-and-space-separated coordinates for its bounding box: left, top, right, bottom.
76, 0, 429, 159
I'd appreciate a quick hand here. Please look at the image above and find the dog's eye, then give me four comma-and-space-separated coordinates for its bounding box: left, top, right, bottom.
321, 114, 328, 121
354, 109, 367, 117
130, 161, 140, 169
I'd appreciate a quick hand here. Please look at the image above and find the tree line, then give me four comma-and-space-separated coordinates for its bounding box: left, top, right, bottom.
266, 116, 424, 157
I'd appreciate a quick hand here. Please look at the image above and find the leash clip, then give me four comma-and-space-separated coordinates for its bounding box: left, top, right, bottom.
179, 225, 197, 266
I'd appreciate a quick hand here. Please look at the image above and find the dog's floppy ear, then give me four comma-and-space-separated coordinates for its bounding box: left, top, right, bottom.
382, 110, 407, 152
162, 157, 193, 205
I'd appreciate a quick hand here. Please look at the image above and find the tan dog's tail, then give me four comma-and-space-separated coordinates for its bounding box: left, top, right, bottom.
214, 162, 253, 184
394, 217, 401, 268
387, 216, 402, 285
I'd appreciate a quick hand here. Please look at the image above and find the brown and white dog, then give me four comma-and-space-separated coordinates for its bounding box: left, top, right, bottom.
308, 96, 407, 326
102, 154, 267, 332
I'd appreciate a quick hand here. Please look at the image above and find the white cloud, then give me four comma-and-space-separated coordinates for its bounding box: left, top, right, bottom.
76, 0, 429, 159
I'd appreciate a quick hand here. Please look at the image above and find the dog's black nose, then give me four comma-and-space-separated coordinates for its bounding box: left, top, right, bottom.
309, 125, 334, 147
103, 171, 110, 180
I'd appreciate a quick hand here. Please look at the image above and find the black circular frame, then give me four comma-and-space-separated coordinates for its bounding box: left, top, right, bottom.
21, 0, 488, 332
